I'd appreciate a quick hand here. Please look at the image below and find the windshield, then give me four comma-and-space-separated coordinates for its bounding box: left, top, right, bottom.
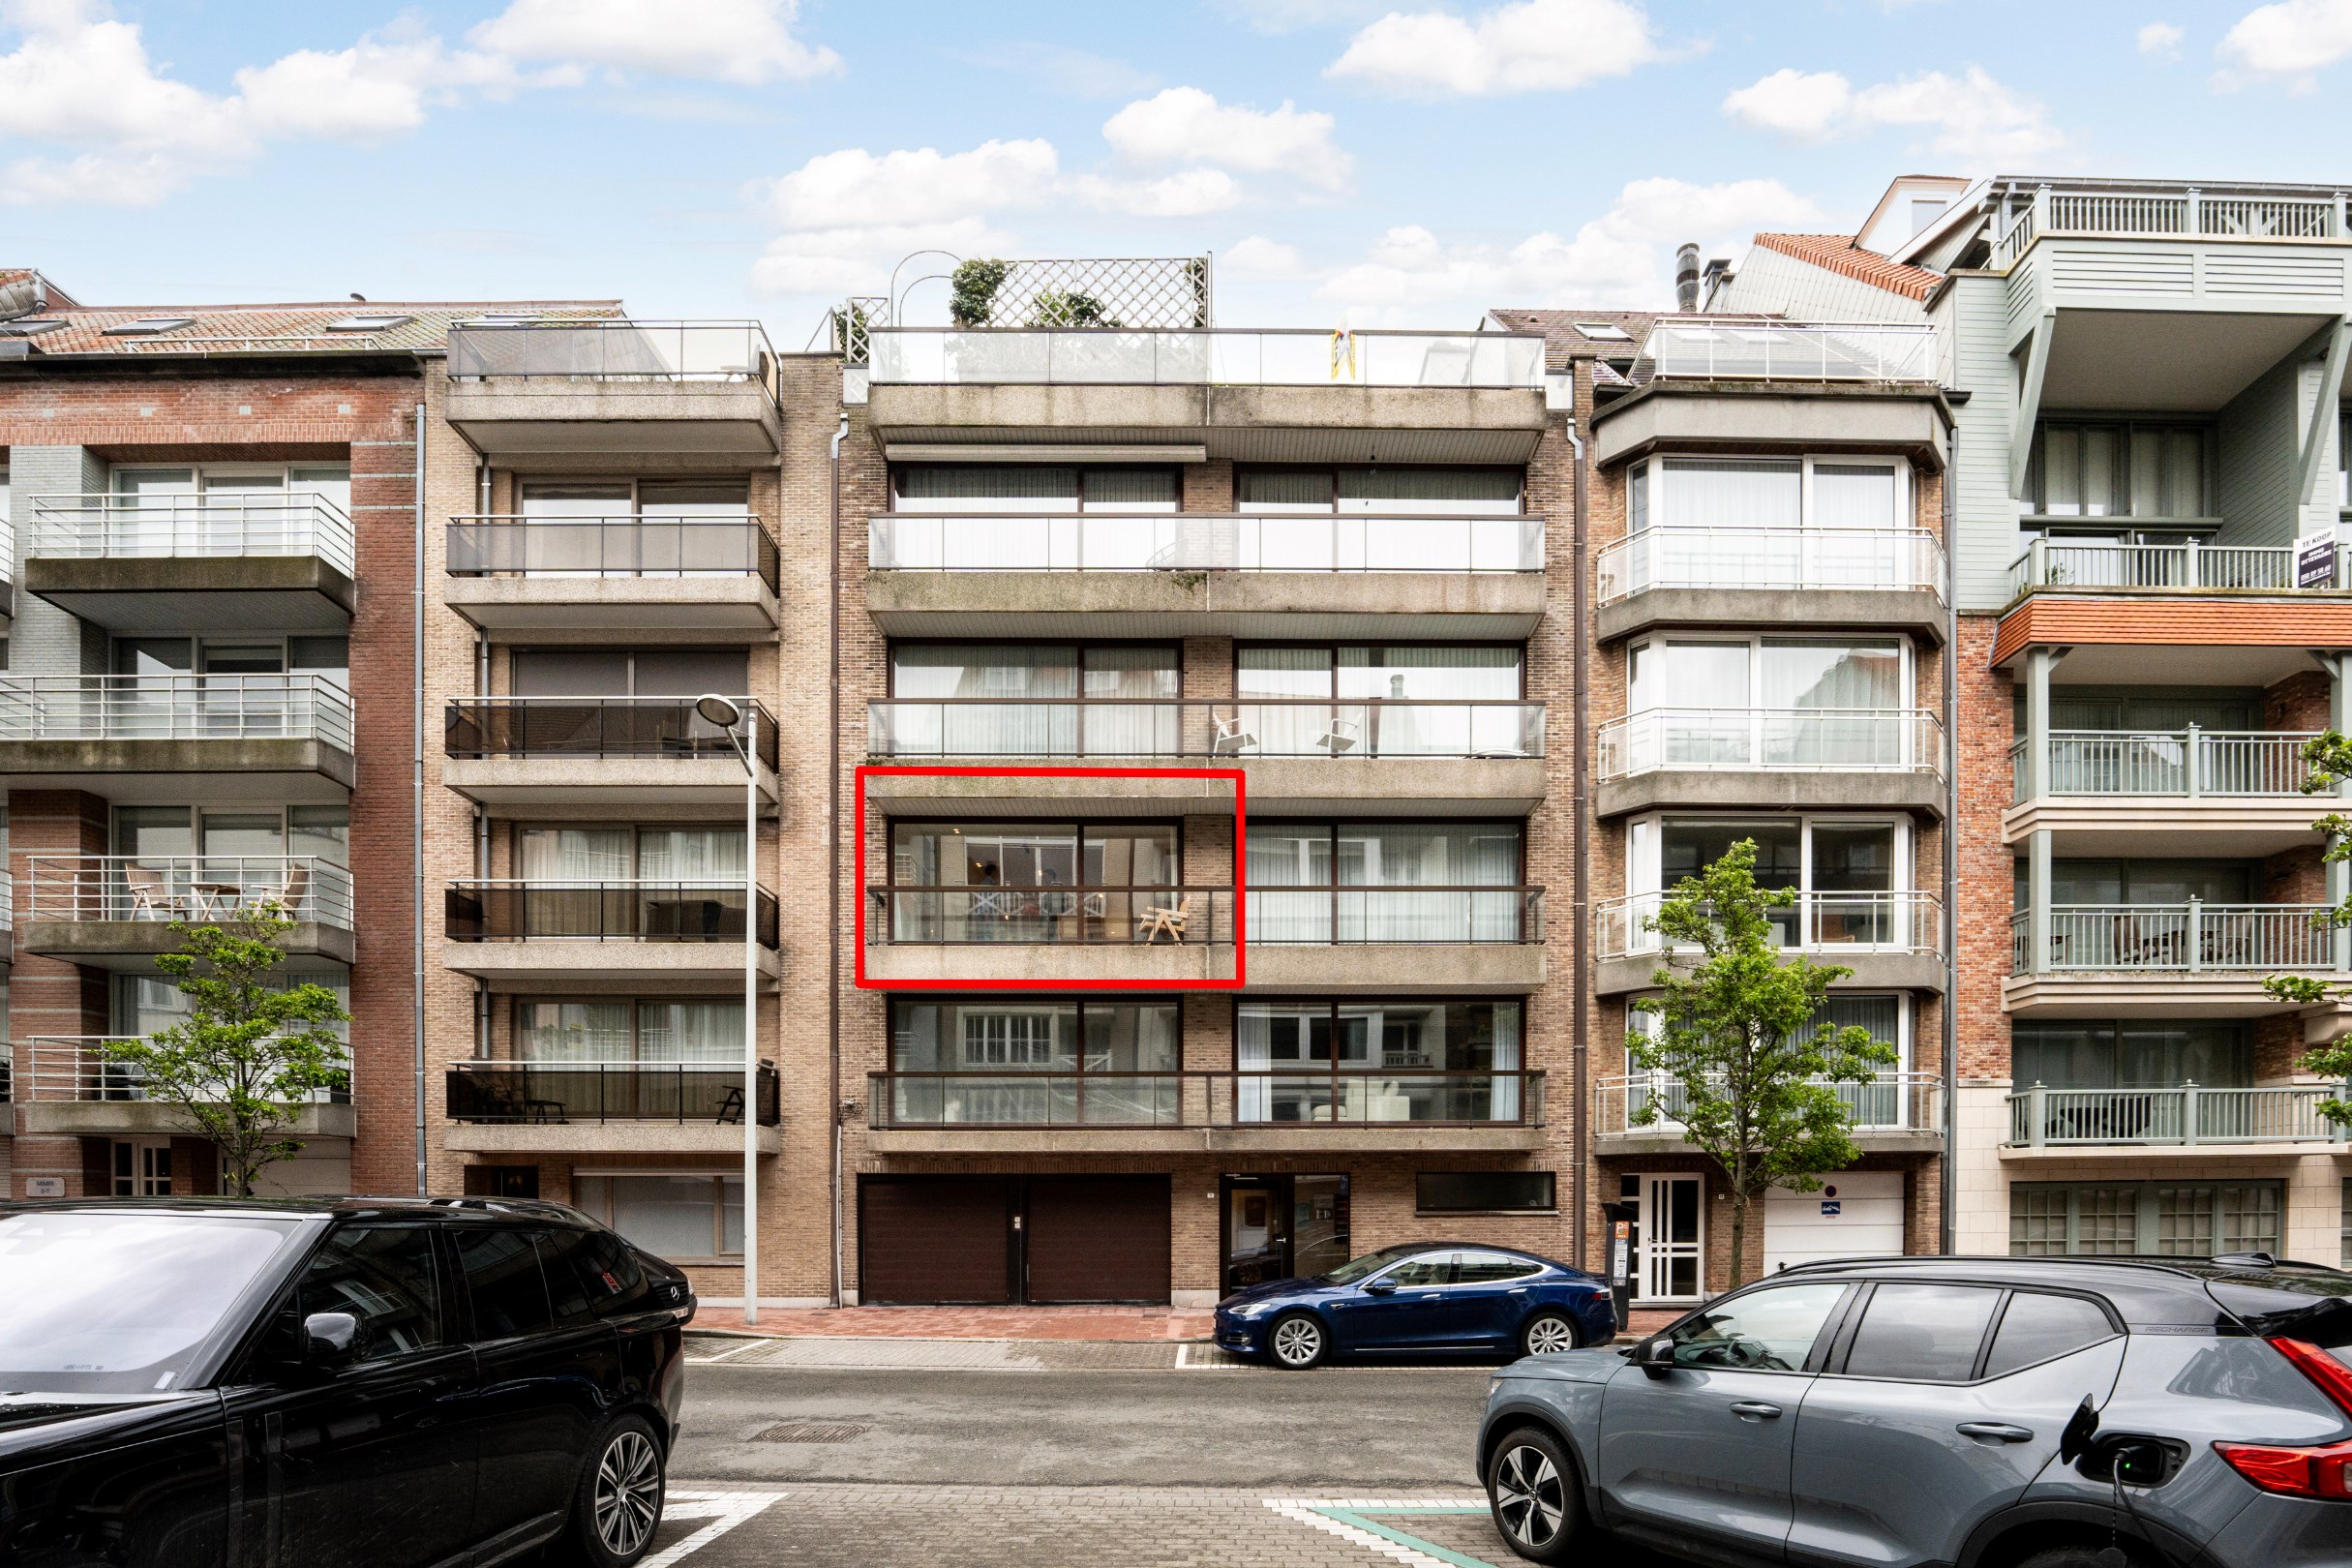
0, 1211, 309, 1395
1319, 1244, 1431, 1285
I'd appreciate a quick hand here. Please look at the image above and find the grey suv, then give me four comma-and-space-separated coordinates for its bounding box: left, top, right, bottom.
1478, 1254, 2352, 1568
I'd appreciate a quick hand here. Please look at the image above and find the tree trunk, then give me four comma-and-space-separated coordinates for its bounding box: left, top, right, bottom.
1727, 1187, 1748, 1291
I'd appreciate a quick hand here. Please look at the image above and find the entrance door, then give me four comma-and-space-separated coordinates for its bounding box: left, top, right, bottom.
1221, 1175, 1351, 1295
1638, 1175, 1704, 1304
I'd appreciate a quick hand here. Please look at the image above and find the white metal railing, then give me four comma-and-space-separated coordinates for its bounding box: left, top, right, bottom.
1594, 890, 1943, 960
1633, 322, 1939, 382
867, 699, 1545, 760
865, 328, 1546, 388
13, 1037, 349, 1104
2009, 902, 2339, 972
0, 869, 12, 931
28, 494, 356, 576
0, 675, 354, 751
2006, 537, 2343, 597
1596, 527, 1943, 602
22, 856, 353, 928
868, 512, 1545, 573
2010, 730, 2320, 802
447, 320, 773, 381
1597, 708, 1944, 779
2005, 1083, 2345, 1147
1994, 185, 2351, 267
1598, 1071, 1942, 1135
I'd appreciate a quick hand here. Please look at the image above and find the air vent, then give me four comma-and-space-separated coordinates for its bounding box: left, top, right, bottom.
754, 1422, 869, 1443
328, 313, 412, 332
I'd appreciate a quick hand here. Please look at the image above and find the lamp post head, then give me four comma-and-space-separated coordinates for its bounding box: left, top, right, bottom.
695, 693, 743, 728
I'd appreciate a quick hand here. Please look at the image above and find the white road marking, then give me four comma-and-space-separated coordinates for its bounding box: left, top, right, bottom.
684, 1339, 771, 1365
642, 1489, 779, 1566
1262, 1498, 1491, 1567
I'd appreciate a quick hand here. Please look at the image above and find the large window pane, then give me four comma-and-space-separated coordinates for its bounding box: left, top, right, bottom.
636, 1000, 743, 1064
890, 644, 1080, 699
1337, 645, 1520, 701
1812, 465, 1898, 529
895, 466, 1079, 512
516, 1000, 631, 1061
1238, 470, 1335, 511
1658, 458, 1800, 529
1335, 467, 1522, 515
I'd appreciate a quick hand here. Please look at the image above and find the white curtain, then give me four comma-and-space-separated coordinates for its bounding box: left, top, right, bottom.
635, 829, 746, 884
636, 1000, 744, 1063
519, 828, 631, 881
516, 1000, 631, 1062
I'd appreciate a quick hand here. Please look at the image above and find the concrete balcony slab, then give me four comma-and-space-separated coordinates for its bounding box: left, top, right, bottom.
859, 943, 1235, 987
864, 569, 1547, 641
1997, 1140, 2340, 1161
442, 941, 780, 991
442, 755, 780, 812
1598, 586, 1946, 647
1598, 1128, 1942, 1157
442, 1123, 780, 1155
24, 556, 353, 634
1598, 769, 1944, 819
1243, 943, 1544, 994
1597, 951, 1944, 996
2003, 798, 2324, 857
18, 1101, 354, 1139
446, 380, 782, 462
445, 575, 778, 635
0, 738, 353, 797
2001, 974, 2307, 1018
860, 757, 1544, 818
21, 920, 351, 971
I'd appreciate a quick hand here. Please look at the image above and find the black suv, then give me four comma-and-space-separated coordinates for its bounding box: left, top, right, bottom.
0, 1196, 695, 1568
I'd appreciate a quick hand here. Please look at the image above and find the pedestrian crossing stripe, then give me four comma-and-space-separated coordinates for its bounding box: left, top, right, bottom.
1264, 1499, 1498, 1568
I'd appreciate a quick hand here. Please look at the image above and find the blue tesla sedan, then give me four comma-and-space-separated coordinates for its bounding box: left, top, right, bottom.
1214, 1242, 1616, 1369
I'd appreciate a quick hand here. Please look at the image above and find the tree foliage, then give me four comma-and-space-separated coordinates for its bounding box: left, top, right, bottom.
1027, 290, 1118, 328
949, 258, 1009, 327
2261, 730, 2352, 1127
98, 902, 351, 1198
1627, 839, 1898, 1290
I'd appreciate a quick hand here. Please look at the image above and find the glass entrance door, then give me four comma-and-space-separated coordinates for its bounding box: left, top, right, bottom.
1638, 1174, 1704, 1304
1220, 1174, 1350, 1294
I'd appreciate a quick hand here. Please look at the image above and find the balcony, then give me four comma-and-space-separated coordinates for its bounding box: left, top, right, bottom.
2005, 901, 2342, 1015
442, 698, 779, 809
863, 328, 1549, 467
864, 1068, 1546, 1154
1593, 890, 1944, 995
12, 1036, 353, 1138
1594, 527, 1945, 643
2006, 728, 2327, 852
2003, 1082, 2344, 1155
20, 856, 353, 969
864, 512, 1547, 638
1595, 1071, 1943, 1155
443, 1059, 779, 1155
1991, 183, 2352, 323
0, 675, 354, 796
860, 885, 1236, 986
1244, 886, 1546, 993
444, 517, 780, 632
442, 880, 780, 989
1633, 322, 1940, 383
1595, 707, 1945, 817
864, 698, 1547, 816
444, 320, 781, 460
2005, 539, 2348, 603
24, 494, 355, 631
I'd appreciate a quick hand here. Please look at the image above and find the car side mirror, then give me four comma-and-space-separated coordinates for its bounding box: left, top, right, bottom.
1361, 1279, 1397, 1296
1634, 1338, 1677, 1378
302, 1312, 364, 1368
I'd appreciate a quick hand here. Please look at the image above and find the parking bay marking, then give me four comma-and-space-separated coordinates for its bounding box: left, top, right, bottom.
1265, 1499, 1497, 1568
642, 1489, 779, 1566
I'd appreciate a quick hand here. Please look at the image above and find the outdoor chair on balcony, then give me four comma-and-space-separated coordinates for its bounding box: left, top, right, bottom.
1317, 718, 1360, 757
1137, 895, 1192, 944
121, 863, 182, 921
251, 860, 312, 920
1211, 713, 1257, 756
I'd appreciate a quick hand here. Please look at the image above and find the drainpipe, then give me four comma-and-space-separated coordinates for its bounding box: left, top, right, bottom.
829, 408, 849, 1309
1941, 422, 1959, 1255
1567, 413, 1591, 1268
414, 403, 429, 1196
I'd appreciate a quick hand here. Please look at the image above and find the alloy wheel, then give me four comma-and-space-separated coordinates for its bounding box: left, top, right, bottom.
1493, 1443, 1565, 1549
593, 1429, 662, 1558
1523, 1314, 1577, 1355
1271, 1316, 1322, 1367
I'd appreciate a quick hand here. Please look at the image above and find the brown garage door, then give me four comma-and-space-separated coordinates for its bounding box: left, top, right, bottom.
859, 1177, 1011, 1304
1025, 1176, 1170, 1304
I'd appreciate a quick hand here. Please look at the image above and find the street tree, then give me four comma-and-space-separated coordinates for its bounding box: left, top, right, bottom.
2261, 731, 2352, 1130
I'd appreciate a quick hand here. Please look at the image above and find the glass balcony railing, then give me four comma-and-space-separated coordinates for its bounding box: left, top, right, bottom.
866, 1069, 1546, 1129
15, 1037, 349, 1105
448, 517, 778, 589
1597, 708, 1943, 778
2005, 1083, 2345, 1147
2009, 730, 2321, 803
1633, 322, 1939, 382
1595, 890, 1942, 960
23, 855, 352, 928
868, 886, 1229, 946
1598, 1071, 1941, 1135
2005, 537, 2346, 597
445, 1060, 778, 1126
29, 494, 356, 576
867, 699, 1544, 760
2008, 903, 2339, 973
1595, 527, 1943, 603
867, 327, 1546, 388
1246, 887, 1544, 945
446, 881, 780, 948
446, 320, 774, 382
444, 698, 778, 768
0, 675, 354, 751
868, 512, 1544, 573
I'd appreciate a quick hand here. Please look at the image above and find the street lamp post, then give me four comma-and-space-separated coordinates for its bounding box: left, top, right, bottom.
696, 693, 760, 1326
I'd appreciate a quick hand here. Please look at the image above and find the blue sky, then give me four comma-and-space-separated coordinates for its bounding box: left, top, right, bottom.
5, 0, 2351, 336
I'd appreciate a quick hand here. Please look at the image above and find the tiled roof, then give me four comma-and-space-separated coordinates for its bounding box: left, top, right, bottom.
1749, 233, 1942, 302
0, 299, 623, 357
1487, 309, 1665, 367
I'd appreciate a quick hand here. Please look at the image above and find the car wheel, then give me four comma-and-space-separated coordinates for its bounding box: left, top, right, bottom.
1486, 1426, 1587, 1563
1267, 1312, 1328, 1370
560, 1414, 666, 1568
1518, 1311, 1580, 1358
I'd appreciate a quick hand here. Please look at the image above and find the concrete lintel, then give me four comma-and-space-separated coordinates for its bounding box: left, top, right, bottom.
1598, 769, 1945, 819
446, 381, 782, 459
442, 1123, 780, 1155
1589, 382, 1951, 470
2003, 798, 2325, 854
1598, 587, 1946, 647
1598, 1129, 1942, 1158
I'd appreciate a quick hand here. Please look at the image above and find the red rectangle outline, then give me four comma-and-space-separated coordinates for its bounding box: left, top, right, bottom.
853, 765, 1247, 990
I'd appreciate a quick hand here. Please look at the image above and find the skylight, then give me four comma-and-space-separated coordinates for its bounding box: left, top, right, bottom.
0, 318, 64, 337
327, 314, 413, 332
102, 317, 196, 336
1574, 322, 1634, 343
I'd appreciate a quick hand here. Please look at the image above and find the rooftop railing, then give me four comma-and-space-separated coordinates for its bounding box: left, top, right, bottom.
1993, 185, 2352, 268
1247, 887, 1544, 945
867, 1069, 1545, 1130
1595, 526, 1944, 603
868, 512, 1545, 573
867, 699, 1544, 761
1597, 708, 1943, 779
2005, 537, 2345, 598
446, 320, 774, 382
2005, 1082, 2345, 1147
23, 855, 352, 928
1633, 322, 1939, 383
15, 1038, 349, 1104
1598, 1071, 1941, 1135
866, 327, 1546, 388
446, 881, 780, 948
0, 674, 354, 751
445, 1060, 778, 1126
868, 886, 1230, 947
28, 494, 355, 576
444, 698, 778, 769
447, 516, 778, 590
2008, 902, 2340, 973
2009, 730, 2321, 803
1595, 890, 1942, 961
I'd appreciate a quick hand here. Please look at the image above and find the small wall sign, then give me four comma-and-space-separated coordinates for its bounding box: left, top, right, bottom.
23, 1177, 65, 1198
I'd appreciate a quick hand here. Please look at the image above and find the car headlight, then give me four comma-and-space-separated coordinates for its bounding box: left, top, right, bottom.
1236, 1301, 1278, 1319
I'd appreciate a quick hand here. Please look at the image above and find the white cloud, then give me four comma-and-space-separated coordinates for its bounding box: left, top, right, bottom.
1327, 0, 1665, 97
233, 24, 528, 144
1069, 168, 1243, 218
1221, 235, 1308, 278
2137, 20, 2186, 56
1101, 87, 1351, 191
753, 139, 1062, 230
1216, 0, 1391, 31
469, 0, 840, 84
1721, 65, 2066, 166
2217, 0, 2352, 86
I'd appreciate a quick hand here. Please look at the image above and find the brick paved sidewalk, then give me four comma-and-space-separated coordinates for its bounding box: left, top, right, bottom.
690, 1304, 1214, 1341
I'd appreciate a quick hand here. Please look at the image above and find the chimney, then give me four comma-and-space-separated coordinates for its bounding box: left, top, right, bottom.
1674, 243, 1701, 312
1702, 256, 1732, 304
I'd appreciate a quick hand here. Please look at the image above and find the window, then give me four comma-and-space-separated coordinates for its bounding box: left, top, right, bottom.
886, 998, 1181, 1126
1628, 636, 1905, 715
516, 825, 744, 883
2010, 1182, 2283, 1256
1240, 644, 1522, 701
116, 973, 349, 1056
327, 313, 414, 332
1841, 1283, 2000, 1381
883, 642, 1180, 757
1666, 1282, 1848, 1372
1626, 456, 1908, 535
2020, 858, 2255, 910
108, 1138, 172, 1196
1237, 467, 1523, 515
1630, 994, 1910, 1127
886, 822, 1182, 945
1574, 322, 1634, 343
1417, 1171, 1556, 1214
2011, 1021, 2253, 1090
1981, 1292, 2117, 1376
1627, 815, 1912, 950
1236, 645, 1527, 758
2343, 1178, 2351, 1270
572, 1173, 743, 1263
1249, 823, 1524, 943
1382, 1255, 1454, 1287
514, 998, 743, 1064
108, 633, 348, 686
534, 1230, 599, 1328
293, 1225, 443, 1363
1235, 999, 1524, 1124
893, 465, 1178, 513
112, 803, 349, 867
456, 1226, 554, 1339
509, 647, 749, 698
102, 317, 196, 336
2026, 423, 2209, 524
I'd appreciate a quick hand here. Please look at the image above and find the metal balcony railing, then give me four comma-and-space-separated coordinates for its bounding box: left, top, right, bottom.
14, 1037, 349, 1104
867, 512, 1545, 573
1992, 184, 2352, 268
867, 698, 1545, 761
1633, 322, 1939, 382
446, 882, 780, 948
1597, 708, 1943, 779
2008, 902, 2340, 972
445, 1060, 778, 1126
446, 320, 775, 381
0, 674, 354, 750
868, 886, 1229, 946
1597, 1071, 1942, 1135
2009, 730, 2322, 803
23, 856, 352, 928
28, 494, 357, 576
447, 517, 778, 589
2005, 537, 2344, 597
1594, 890, 1943, 961
866, 1069, 1546, 1130
1247, 887, 1544, 945
444, 698, 778, 769
866, 327, 1546, 388
2005, 1082, 2346, 1147
1595, 527, 1944, 603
